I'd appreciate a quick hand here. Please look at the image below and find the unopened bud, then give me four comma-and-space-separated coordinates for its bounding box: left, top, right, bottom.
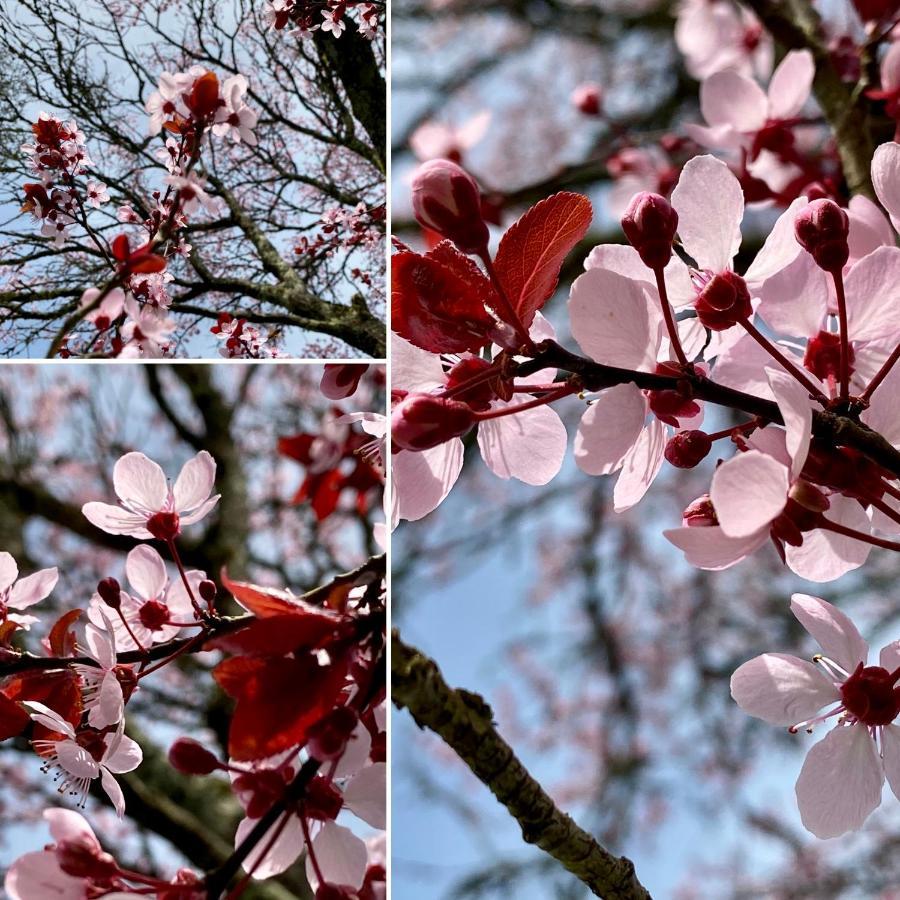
198, 580, 217, 605
168, 738, 221, 775
621, 192, 678, 269
56, 838, 119, 880
788, 479, 831, 513
391, 393, 476, 452
411, 159, 489, 254
694, 270, 752, 331
321, 364, 368, 400
571, 83, 602, 116
97, 577, 122, 609
665, 430, 712, 468
794, 199, 849, 272
682, 495, 718, 527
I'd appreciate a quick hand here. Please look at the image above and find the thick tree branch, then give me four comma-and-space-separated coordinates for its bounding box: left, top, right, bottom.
392, 632, 653, 900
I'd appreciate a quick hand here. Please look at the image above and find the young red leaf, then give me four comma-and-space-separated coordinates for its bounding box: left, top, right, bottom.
391, 249, 496, 354
208, 613, 347, 657
187, 71, 220, 118
0, 693, 30, 741
3, 669, 82, 729
220, 569, 349, 623
492, 192, 592, 329
48, 609, 82, 658
215, 653, 350, 761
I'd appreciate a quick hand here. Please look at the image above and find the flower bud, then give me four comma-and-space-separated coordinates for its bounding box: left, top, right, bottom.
444, 357, 496, 410
391, 393, 476, 452
571, 83, 603, 116
168, 738, 221, 775
621, 192, 678, 269
198, 579, 217, 605
664, 430, 712, 468
56, 838, 119, 880
321, 363, 368, 400
97, 577, 122, 609
694, 270, 752, 331
794, 199, 849, 272
682, 495, 718, 527
411, 159, 489, 254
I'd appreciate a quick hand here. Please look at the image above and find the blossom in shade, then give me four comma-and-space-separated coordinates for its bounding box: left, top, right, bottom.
81, 450, 219, 540
0, 551, 58, 630
731, 594, 900, 838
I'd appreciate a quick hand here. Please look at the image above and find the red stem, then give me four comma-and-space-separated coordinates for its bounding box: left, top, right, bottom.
477, 252, 536, 352
861, 342, 900, 402
830, 269, 851, 403
653, 267, 689, 367
819, 517, 900, 551
474, 384, 578, 420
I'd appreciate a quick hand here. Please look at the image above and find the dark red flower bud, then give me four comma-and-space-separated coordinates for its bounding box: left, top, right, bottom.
391, 393, 476, 452
307, 707, 360, 761
665, 430, 712, 468
316, 885, 359, 900
794, 199, 850, 272
411, 159, 490, 254
444, 357, 497, 410
804, 329, 855, 382
621, 192, 678, 269
56, 838, 119, 880
168, 738, 221, 775
321, 364, 368, 400
852, 0, 900, 21
682, 495, 718, 527
147, 510, 181, 541
198, 580, 217, 605
571, 83, 603, 116
694, 271, 752, 331
97, 577, 122, 609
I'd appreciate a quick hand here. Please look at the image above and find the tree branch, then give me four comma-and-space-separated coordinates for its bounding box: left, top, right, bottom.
391, 632, 653, 900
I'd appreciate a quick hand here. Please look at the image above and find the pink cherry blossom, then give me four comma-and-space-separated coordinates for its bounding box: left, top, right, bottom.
79, 287, 126, 331
212, 74, 259, 146
25, 702, 142, 816
0, 551, 58, 630
409, 111, 491, 162
81, 450, 219, 540
731, 593, 900, 838
73, 611, 133, 729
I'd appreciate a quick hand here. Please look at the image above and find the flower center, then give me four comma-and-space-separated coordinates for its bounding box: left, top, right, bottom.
694, 271, 752, 331
840, 663, 900, 726
147, 510, 180, 541
138, 599, 170, 630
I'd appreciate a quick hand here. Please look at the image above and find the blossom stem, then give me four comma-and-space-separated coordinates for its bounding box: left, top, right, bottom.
830, 269, 851, 403
739, 318, 829, 403
440, 362, 503, 400
870, 497, 900, 527
137, 629, 209, 679
861, 342, 900, 402
166, 538, 204, 618
115, 608, 148, 657
653, 267, 689, 367
882, 481, 900, 502
818, 517, 900, 551
300, 814, 326, 885
224, 811, 293, 899
477, 252, 536, 353
473, 384, 578, 420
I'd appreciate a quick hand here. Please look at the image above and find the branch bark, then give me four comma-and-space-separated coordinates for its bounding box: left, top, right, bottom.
392, 632, 653, 900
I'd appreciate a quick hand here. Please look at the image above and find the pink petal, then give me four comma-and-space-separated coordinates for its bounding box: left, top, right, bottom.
126, 545, 168, 601
872, 141, 900, 232
664, 524, 767, 569
613, 418, 666, 512
84, 617, 117, 669
755, 253, 829, 337
574, 385, 646, 476
113, 452, 168, 511
100, 767, 126, 818
103, 733, 143, 774
4, 851, 84, 900
334, 722, 373, 779
767, 50, 814, 119
0, 551, 18, 592
882, 41, 900, 91
87, 672, 124, 729
712, 333, 795, 398
568, 268, 659, 369
880, 641, 900, 671
795, 724, 883, 838
56, 740, 101, 779
710, 450, 789, 538
766, 367, 814, 478
307, 822, 368, 891
343, 762, 386, 829
8, 567, 58, 610
882, 723, 900, 802
478, 399, 567, 485
44, 808, 98, 845
848, 195, 893, 262
583, 244, 695, 308
743, 196, 807, 285
81, 502, 152, 538
173, 451, 216, 513
843, 246, 900, 343
23, 701, 76, 739
236, 813, 305, 879
671, 155, 745, 272
861, 360, 900, 444
730, 653, 839, 725
391, 335, 446, 391
178, 495, 219, 527
785, 497, 872, 583
699, 69, 767, 132
394, 441, 463, 522
789, 593, 869, 673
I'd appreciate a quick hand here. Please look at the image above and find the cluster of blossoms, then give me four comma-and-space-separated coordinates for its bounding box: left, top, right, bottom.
20, 67, 258, 358
264, 0, 382, 39
296, 203, 387, 264
210, 313, 281, 359
391, 138, 900, 831
0, 434, 386, 895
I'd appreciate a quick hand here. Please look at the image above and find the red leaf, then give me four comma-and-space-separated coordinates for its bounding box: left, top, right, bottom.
111, 234, 131, 261
129, 250, 167, 274
48, 609, 82, 658
208, 614, 347, 657
220, 570, 348, 623
492, 192, 592, 329
3, 669, 82, 728
278, 434, 316, 465
0, 693, 29, 741
391, 248, 496, 354
215, 653, 350, 761
187, 71, 220, 118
